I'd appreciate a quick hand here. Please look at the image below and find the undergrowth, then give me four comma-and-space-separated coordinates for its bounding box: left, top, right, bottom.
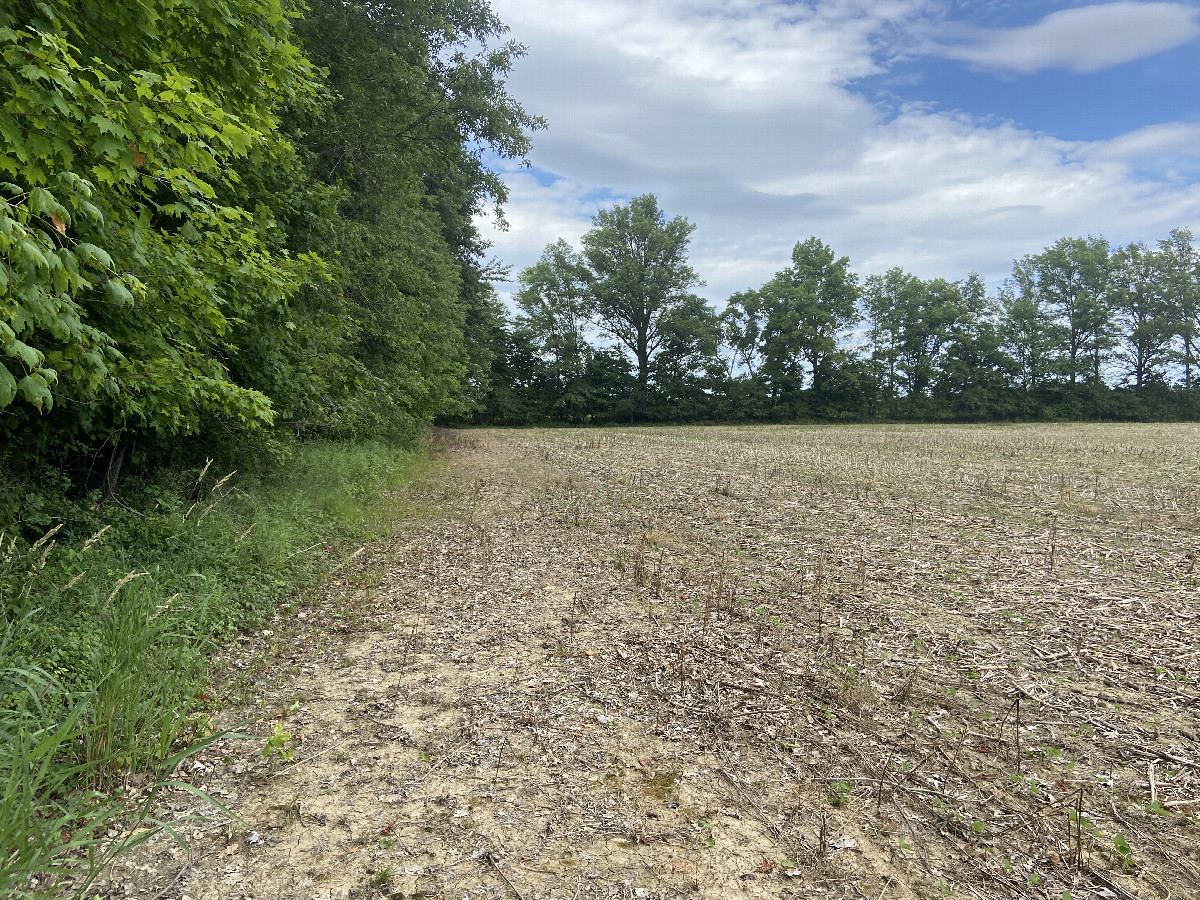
0, 439, 425, 897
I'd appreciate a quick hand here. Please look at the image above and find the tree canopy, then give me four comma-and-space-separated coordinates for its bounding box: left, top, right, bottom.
1, 0, 540, 476
580, 194, 703, 396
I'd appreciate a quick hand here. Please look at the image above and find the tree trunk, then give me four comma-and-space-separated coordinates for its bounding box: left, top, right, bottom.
635, 331, 650, 421
102, 436, 127, 500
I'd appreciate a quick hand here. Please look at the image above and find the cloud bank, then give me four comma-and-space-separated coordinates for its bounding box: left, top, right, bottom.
479, 0, 1200, 303
933, 2, 1200, 74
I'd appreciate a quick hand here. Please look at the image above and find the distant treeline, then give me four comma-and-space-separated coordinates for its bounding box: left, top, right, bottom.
474, 195, 1200, 425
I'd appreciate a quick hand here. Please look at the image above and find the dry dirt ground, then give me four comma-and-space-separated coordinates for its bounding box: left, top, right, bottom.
100, 424, 1200, 900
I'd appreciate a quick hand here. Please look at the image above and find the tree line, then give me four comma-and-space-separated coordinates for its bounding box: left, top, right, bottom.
4, 0, 1198, 492
1, 0, 539, 487
477, 195, 1200, 425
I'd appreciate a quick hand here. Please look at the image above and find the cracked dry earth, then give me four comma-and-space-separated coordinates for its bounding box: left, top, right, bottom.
103, 425, 1200, 900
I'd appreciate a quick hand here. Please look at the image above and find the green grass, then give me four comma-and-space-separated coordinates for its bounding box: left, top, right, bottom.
0, 439, 426, 897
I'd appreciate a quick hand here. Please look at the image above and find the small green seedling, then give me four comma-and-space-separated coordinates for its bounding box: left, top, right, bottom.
828, 780, 853, 807
1112, 834, 1135, 869
263, 721, 295, 762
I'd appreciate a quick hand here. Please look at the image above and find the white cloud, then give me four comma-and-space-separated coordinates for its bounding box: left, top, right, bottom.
487, 171, 600, 266
478, 0, 1200, 302
1084, 122, 1200, 161
933, 2, 1200, 74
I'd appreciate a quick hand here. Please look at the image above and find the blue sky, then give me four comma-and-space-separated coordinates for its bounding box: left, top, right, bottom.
863, 1, 1199, 139
859, 44, 1198, 141
477, 1, 1200, 304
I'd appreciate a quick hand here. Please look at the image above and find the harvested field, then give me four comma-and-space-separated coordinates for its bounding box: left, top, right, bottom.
103, 424, 1200, 900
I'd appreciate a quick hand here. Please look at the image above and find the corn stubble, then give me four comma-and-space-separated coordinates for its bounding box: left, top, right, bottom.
99, 424, 1200, 900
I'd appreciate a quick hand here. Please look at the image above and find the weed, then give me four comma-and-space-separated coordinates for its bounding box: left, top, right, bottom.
263, 722, 296, 763
1112, 833, 1135, 869
0, 439, 425, 894
370, 866, 393, 887
827, 780, 853, 807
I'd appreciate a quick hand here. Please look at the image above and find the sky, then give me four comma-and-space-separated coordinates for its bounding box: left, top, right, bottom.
475, 0, 1200, 305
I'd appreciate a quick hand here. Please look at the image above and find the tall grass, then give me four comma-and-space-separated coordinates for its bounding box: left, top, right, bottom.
0, 440, 424, 896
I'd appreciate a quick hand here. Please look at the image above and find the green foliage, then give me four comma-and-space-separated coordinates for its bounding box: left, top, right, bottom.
826, 779, 853, 807
513, 240, 594, 420
0, 439, 423, 894
865, 269, 969, 409
934, 273, 1018, 420
502, 194, 706, 423
0, 665, 134, 898
580, 194, 702, 396
648, 294, 724, 419
1111, 241, 1174, 388
485, 224, 1200, 426
0, 0, 322, 442
1112, 833, 1135, 868
1014, 236, 1112, 385
286, 0, 542, 439
1, 0, 541, 466
722, 237, 859, 414
1156, 228, 1200, 387
999, 282, 1061, 390
263, 721, 296, 762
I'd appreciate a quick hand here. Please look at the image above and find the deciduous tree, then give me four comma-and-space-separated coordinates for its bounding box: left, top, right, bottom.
580, 194, 702, 399
1111, 242, 1173, 388
1014, 237, 1112, 385
1158, 228, 1200, 386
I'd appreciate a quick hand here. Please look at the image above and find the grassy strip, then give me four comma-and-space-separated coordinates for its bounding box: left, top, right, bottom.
0, 440, 426, 897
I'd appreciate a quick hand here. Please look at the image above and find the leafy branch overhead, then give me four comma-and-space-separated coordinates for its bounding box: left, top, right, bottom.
0, 0, 541, 457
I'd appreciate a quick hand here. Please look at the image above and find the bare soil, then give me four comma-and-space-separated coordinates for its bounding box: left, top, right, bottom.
100, 424, 1200, 900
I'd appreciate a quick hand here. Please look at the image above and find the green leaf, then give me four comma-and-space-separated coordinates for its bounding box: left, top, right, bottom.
75, 242, 113, 269
0, 112, 24, 155
4, 338, 43, 369
0, 364, 15, 406
28, 187, 55, 216
17, 239, 48, 270
88, 114, 125, 136
105, 279, 133, 305
16, 371, 53, 411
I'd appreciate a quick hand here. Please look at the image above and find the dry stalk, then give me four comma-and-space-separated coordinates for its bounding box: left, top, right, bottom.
484, 850, 525, 900
30, 523, 63, 552
677, 626, 689, 694
62, 571, 87, 590
1014, 696, 1021, 775
81, 523, 111, 551
209, 470, 237, 495
193, 457, 213, 491
107, 570, 149, 602
632, 537, 647, 588
1048, 516, 1058, 572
